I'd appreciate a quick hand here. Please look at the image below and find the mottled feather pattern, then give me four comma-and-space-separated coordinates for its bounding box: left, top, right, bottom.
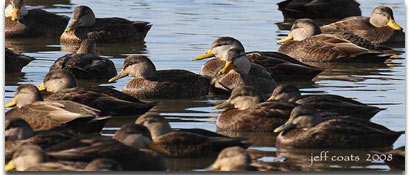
123, 70, 210, 99
61, 18, 152, 44
6, 9, 69, 38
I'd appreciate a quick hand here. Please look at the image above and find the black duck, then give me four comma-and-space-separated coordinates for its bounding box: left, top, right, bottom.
5, 47, 35, 73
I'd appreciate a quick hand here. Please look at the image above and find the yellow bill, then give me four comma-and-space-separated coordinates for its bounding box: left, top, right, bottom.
38, 82, 46, 91
213, 101, 232, 110
148, 142, 169, 154
5, 160, 15, 171
65, 19, 77, 32
193, 49, 213, 60
277, 33, 293, 43
218, 61, 235, 75
267, 95, 277, 101
108, 71, 127, 83
5, 98, 17, 108
387, 18, 402, 30
11, 8, 19, 21
274, 122, 295, 133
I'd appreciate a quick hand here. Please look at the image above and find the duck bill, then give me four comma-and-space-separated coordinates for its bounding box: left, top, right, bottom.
38, 82, 46, 91
11, 8, 19, 21
277, 33, 293, 43
108, 71, 127, 83
5, 160, 15, 171
147, 142, 170, 154
218, 61, 234, 75
65, 19, 78, 32
274, 122, 296, 133
193, 49, 213, 60
267, 95, 277, 101
387, 18, 402, 30
5, 98, 17, 108
213, 101, 233, 110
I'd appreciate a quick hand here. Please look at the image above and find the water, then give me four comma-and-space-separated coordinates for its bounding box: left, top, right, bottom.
5, 0, 405, 171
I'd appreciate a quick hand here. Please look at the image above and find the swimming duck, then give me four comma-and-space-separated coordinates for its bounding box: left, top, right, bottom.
277, 18, 392, 62
321, 6, 405, 45
60, 5, 152, 44
6, 47, 35, 73
5, 0, 69, 38
193, 37, 323, 81
5, 84, 110, 132
46, 123, 168, 171
135, 113, 249, 158
38, 70, 154, 115
6, 145, 122, 171
268, 84, 384, 120
5, 118, 78, 163
108, 55, 210, 99
204, 146, 277, 171
277, 0, 361, 20
203, 48, 276, 95
49, 39, 117, 81
274, 106, 404, 148
214, 86, 295, 132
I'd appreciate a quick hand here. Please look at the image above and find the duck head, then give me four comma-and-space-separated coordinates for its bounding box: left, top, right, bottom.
277, 18, 321, 43
268, 84, 302, 102
370, 6, 402, 30
135, 113, 173, 140
38, 70, 78, 93
218, 48, 251, 75
65, 6, 96, 32
113, 123, 169, 154
6, 145, 47, 171
5, 84, 43, 108
214, 86, 264, 111
5, 118, 34, 141
193, 37, 245, 61
274, 106, 322, 133
204, 146, 252, 171
6, 0, 28, 21
108, 55, 157, 82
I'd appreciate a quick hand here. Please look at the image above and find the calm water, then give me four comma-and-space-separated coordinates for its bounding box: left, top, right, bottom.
5, 0, 405, 171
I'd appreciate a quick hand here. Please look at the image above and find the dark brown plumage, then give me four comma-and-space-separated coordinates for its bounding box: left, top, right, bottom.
382, 146, 405, 171
135, 113, 249, 158
277, 0, 361, 20
195, 37, 323, 82
46, 124, 168, 171
269, 84, 384, 120
5, 0, 69, 38
278, 19, 392, 63
214, 86, 295, 132
5, 84, 110, 133
5, 47, 35, 73
60, 6, 152, 44
321, 6, 405, 44
39, 70, 154, 115
274, 106, 404, 148
49, 39, 117, 81
108, 55, 210, 99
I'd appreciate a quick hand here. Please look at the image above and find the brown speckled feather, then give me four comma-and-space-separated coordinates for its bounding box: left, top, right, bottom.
46, 137, 167, 171
44, 87, 154, 115
321, 16, 405, 44
60, 18, 152, 44
123, 70, 210, 99
154, 131, 248, 158
278, 34, 391, 62
5, 47, 35, 73
217, 101, 295, 132
383, 146, 405, 171
6, 9, 69, 38
277, 118, 403, 148
49, 53, 117, 81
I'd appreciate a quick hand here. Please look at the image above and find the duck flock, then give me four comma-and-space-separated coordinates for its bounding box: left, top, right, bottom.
4, 0, 405, 172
